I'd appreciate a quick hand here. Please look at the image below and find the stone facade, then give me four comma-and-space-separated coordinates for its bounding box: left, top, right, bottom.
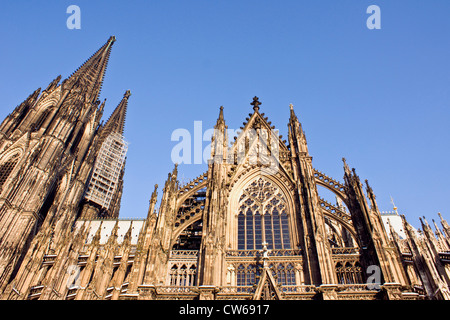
0, 37, 449, 300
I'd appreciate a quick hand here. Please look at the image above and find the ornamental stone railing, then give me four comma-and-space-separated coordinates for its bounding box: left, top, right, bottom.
170, 250, 199, 259
226, 249, 302, 258
331, 247, 360, 255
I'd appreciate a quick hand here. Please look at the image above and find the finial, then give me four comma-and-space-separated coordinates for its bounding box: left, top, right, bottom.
250, 96, 261, 111
150, 184, 158, 203
217, 105, 224, 122
289, 103, 294, 110
342, 157, 350, 174
109, 35, 116, 43
172, 163, 178, 178
123, 90, 131, 99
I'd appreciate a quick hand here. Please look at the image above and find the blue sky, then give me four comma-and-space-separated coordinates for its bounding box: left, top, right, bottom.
1, 1, 449, 228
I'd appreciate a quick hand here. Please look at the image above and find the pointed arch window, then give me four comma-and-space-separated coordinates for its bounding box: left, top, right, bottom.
169, 263, 197, 286
236, 264, 259, 286
32, 109, 51, 132
269, 263, 296, 286
237, 177, 291, 250
0, 154, 19, 191
335, 261, 363, 284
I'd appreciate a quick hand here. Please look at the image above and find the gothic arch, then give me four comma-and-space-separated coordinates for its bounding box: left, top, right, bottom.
176, 172, 208, 207
226, 168, 298, 251
171, 214, 203, 248
171, 186, 206, 248
313, 169, 349, 207
320, 209, 357, 243
31, 109, 51, 132
28, 91, 60, 130
323, 215, 357, 248
0, 147, 24, 165
0, 151, 21, 191
34, 87, 60, 113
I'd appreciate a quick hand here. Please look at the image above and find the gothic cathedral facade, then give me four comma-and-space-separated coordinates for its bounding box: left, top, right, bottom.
0, 37, 449, 300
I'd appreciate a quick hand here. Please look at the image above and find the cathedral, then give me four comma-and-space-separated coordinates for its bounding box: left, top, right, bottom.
0, 37, 449, 301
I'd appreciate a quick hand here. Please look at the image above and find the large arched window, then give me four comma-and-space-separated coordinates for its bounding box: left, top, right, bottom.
31, 109, 51, 132
0, 154, 19, 191
237, 177, 291, 250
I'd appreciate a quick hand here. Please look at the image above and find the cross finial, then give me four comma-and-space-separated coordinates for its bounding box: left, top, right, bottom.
251, 96, 261, 111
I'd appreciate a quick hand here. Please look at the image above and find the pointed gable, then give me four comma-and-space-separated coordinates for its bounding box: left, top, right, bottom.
227, 97, 294, 181
230, 96, 288, 158
253, 268, 282, 300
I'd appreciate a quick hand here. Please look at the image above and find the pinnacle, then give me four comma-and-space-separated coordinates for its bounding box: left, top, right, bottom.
215, 105, 225, 127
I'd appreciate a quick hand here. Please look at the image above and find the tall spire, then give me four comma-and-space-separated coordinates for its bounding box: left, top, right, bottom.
100, 90, 130, 140
64, 36, 116, 103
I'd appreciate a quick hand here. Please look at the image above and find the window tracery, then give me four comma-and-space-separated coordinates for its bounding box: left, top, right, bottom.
235, 262, 297, 286
0, 154, 19, 191
237, 178, 291, 250
169, 263, 197, 286
270, 263, 296, 286
335, 261, 363, 284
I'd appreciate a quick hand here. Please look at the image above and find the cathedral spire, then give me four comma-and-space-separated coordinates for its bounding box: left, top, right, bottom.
64, 36, 116, 103
100, 90, 130, 139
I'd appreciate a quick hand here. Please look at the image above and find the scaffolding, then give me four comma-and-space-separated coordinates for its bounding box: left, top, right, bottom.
85, 132, 128, 210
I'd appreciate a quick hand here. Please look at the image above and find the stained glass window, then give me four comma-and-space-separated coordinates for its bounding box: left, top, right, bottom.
236, 264, 260, 286
237, 177, 291, 250
269, 263, 296, 286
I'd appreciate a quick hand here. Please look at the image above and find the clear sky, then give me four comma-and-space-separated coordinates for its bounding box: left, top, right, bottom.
1, 1, 449, 229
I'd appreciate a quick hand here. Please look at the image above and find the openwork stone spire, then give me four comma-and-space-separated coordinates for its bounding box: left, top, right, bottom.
101, 89, 130, 139
65, 36, 116, 103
